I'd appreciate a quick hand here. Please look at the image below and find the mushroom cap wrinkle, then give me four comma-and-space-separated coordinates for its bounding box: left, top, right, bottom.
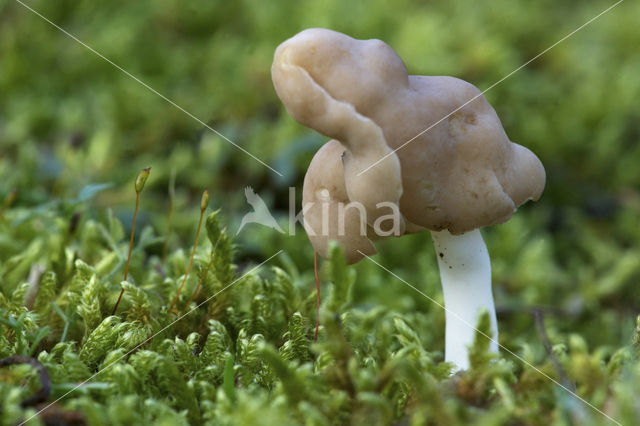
273, 28, 545, 259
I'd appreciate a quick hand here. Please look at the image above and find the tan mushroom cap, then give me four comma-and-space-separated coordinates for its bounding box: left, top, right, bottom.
272, 29, 405, 231
302, 140, 377, 264
388, 75, 546, 233
273, 28, 545, 258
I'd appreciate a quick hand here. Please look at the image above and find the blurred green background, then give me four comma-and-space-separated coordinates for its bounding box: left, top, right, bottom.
1, 0, 640, 420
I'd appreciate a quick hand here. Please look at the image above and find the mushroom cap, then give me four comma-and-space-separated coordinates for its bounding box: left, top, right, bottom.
272, 29, 405, 231
379, 75, 546, 233
302, 139, 376, 264
274, 28, 545, 256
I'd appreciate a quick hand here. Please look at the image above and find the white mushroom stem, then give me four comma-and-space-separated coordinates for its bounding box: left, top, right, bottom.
430, 229, 498, 370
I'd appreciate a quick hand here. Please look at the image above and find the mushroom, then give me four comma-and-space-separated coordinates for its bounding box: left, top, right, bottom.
272, 28, 545, 370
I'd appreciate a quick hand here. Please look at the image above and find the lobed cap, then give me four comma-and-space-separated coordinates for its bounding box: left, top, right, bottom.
273, 29, 545, 262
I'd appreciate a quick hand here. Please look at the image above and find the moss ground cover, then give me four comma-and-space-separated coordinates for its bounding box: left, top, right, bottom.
1, 0, 639, 424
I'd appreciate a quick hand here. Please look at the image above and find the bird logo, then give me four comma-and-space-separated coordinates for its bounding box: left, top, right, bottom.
237, 186, 285, 235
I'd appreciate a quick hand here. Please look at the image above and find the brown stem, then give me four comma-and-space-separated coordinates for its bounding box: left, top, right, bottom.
112, 191, 140, 315
0, 355, 51, 407
532, 309, 576, 392
168, 205, 206, 313
162, 168, 176, 262
180, 228, 225, 315
314, 251, 320, 342
181, 250, 215, 315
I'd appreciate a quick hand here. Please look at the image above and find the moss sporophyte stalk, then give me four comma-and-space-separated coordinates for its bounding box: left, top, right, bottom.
169, 190, 209, 314
112, 167, 151, 315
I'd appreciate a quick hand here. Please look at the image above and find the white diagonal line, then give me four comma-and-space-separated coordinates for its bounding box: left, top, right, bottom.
20, 250, 283, 425
14, 0, 283, 177
358, 250, 622, 426
358, 0, 625, 176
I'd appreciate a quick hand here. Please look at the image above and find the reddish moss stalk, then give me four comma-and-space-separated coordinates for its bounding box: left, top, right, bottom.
181, 250, 215, 315
181, 227, 225, 315
314, 251, 320, 342
162, 168, 176, 263
169, 190, 209, 314
112, 167, 151, 315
